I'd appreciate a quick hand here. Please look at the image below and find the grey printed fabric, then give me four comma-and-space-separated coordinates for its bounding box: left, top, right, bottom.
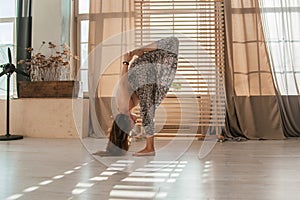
128, 37, 179, 136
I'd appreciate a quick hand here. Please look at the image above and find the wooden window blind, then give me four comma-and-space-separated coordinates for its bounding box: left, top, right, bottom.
134, 0, 225, 136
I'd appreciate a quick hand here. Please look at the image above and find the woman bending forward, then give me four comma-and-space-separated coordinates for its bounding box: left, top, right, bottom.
107, 37, 179, 156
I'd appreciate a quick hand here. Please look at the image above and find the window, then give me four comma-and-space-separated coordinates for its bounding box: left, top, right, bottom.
0, 0, 17, 98
259, 1, 300, 95
75, 0, 90, 94
134, 0, 226, 135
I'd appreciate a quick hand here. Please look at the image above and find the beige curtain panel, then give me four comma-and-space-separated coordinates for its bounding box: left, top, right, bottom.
224, 0, 285, 139
88, 0, 135, 137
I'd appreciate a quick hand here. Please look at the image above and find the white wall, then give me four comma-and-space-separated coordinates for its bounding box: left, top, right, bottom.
31, 0, 63, 51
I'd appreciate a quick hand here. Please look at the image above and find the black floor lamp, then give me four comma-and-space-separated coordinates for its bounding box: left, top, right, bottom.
0, 47, 28, 141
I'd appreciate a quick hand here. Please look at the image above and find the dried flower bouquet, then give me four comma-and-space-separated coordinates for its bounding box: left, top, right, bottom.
18, 41, 79, 81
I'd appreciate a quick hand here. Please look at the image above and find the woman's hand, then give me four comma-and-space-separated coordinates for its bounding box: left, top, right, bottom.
130, 112, 138, 123
123, 51, 134, 63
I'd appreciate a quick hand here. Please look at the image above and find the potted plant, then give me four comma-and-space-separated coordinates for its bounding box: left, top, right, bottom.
18, 41, 80, 98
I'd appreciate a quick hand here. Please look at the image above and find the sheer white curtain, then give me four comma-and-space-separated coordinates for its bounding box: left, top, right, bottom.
259, 0, 300, 95
259, 0, 300, 136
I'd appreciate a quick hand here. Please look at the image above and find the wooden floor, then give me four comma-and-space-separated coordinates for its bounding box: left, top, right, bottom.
1, 137, 300, 200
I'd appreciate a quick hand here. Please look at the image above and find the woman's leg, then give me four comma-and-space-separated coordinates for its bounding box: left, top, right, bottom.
132, 84, 156, 156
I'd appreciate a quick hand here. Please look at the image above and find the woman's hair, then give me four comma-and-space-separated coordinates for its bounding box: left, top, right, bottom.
106, 114, 131, 155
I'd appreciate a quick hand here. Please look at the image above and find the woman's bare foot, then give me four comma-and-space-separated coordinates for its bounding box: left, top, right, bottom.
133, 136, 156, 156
133, 148, 155, 156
